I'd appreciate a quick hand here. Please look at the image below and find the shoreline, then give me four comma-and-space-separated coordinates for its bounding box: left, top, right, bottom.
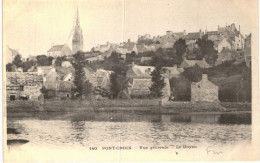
6, 100, 251, 117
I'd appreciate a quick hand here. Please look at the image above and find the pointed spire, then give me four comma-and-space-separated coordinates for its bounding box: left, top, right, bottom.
76, 4, 80, 26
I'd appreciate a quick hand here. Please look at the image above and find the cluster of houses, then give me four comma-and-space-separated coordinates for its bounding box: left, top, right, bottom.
6, 57, 219, 104
6, 22, 250, 103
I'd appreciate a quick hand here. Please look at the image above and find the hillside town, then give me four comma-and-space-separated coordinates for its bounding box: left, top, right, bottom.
5, 7, 252, 107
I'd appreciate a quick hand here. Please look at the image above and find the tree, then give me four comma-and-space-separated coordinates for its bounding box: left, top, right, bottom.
82, 80, 93, 98
36, 55, 53, 66
110, 65, 128, 98
196, 35, 218, 65
170, 75, 191, 101
173, 38, 187, 64
71, 52, 87, 98
182, 64, 204, 82
55, 56, 67, 67
126, 51, 137, 64
6, 63, 14, 72
12, 55, 23, 68
22, 60, 36, 72
149, 55, 166, 97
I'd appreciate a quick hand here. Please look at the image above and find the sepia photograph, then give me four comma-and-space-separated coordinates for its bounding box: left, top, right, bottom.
3, 0, 259, 161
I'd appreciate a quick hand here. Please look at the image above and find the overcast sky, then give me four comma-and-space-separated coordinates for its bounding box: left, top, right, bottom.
3, 0, 257, 58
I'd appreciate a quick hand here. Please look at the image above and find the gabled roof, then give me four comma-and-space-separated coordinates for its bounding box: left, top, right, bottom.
56, 67, 75, 80
48, 45, 64, 52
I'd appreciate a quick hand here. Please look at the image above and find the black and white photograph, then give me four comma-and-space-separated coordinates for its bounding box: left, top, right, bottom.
3, 0, 259, 161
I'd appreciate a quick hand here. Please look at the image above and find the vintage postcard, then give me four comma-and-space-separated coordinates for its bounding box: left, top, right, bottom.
3, 0, 259, 162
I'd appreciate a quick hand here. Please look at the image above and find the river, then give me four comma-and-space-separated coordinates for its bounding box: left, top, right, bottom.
7, 111, 251, 149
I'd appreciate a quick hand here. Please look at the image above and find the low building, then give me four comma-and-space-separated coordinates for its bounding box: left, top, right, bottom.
191, 74, 218, 102
6, 72, 43, 101
180, 57, 211, 68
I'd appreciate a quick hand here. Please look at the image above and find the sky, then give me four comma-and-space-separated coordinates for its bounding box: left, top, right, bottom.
3, 0, 257, 58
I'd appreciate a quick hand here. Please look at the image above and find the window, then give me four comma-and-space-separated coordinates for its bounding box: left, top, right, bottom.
198, 85, 200, 88
67, 94, 70, 97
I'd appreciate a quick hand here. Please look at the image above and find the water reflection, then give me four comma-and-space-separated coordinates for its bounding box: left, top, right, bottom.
69, 112, 251, 124
7, 112, 251, 148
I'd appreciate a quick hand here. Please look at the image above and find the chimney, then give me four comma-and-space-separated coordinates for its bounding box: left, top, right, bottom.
202, 74, 208, 81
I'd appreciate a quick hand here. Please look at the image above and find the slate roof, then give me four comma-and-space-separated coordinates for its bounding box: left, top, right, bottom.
47, 45, 64, 52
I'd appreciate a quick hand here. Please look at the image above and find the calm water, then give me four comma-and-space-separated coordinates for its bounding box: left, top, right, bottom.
7, 111, 251, 148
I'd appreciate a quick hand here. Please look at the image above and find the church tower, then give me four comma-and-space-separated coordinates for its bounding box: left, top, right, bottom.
72, 6, 83, 54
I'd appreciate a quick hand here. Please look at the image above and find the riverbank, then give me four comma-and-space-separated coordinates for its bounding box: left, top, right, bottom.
6, 99, 251, 116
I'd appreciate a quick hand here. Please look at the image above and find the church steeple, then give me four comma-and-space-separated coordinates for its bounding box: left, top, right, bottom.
72, 4, 83, 54
76, 5, 80, 26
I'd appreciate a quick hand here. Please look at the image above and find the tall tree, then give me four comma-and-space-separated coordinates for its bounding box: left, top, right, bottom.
82, 80, 93, 98
71, 52, 86, 98
110, 65, 128, 98
150, 55, 166, 97
196, 34, 218, 65
173, 38, 187, 64
12, 54, 23, 68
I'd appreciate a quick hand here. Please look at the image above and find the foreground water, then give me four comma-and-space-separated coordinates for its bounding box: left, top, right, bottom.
7, 111, 251, 148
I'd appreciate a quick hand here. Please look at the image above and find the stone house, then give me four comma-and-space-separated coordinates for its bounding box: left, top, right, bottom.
47, 44, 72, 58
37, 66, 60, 90
191, 74, 218, 102
6, 72, 43, 101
